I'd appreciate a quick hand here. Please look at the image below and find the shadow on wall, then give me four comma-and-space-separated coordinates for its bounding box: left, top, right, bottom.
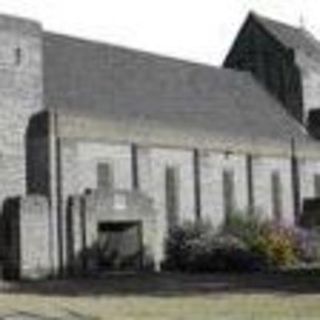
0, 197, 21, 279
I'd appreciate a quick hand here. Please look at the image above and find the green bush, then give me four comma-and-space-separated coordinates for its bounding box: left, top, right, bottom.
164, 219, 266, 272
164, 212, 320, 273
253, 224, 297, 267
164, 220, 213, 271
224, 213, 300, 267
223, 212, 264, 247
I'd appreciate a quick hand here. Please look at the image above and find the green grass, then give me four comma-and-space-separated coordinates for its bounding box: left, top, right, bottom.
0, 273, 320, 319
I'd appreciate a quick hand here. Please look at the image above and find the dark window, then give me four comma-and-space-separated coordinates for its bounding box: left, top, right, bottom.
97, 163, 113, 191
223, 169, 235, 224
131, 144, 139, 189
314, 174, 320, 198
165, 166, 179, 229
271, 171, 282, 221
15, 47, 21, 65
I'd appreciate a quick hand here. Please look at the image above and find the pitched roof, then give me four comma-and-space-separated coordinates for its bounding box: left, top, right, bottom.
43, 31, 313, 152
253, 12, 320, 61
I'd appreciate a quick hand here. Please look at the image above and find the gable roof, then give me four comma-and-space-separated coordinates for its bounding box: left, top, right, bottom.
43, 31, 315, 154
252, 12, 320, 61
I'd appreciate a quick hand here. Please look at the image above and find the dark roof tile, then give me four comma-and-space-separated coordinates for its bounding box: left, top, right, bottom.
43, 31, 310, 145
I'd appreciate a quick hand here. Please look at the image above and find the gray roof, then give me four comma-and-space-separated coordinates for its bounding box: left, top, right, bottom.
43, 31, 312, 149
253, 13, 320, 61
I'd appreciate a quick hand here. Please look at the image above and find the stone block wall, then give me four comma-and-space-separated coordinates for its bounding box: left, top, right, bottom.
300, 158, 320, 199
296, 51, 320, 122
19, 196, 52, 279
0, 15, 43, 205
137, 147, 195, 243
2, 195, 53, 279
252, 156, 294, 223
57, 137, 300, 268
67, 190, 160, 273
58, 140, 133, 267
200, 151, 248, 227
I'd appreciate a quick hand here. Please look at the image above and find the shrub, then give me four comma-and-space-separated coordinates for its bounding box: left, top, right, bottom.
223, 212, 264, 248
252, 223, 297, 267
164, 220, 213, 271
224, 214, 299, 267
164, 219, 266, 272
164, 213, 320, 273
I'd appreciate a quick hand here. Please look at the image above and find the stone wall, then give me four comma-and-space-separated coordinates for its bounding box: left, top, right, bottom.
137, 147, 195, 243
0, 15, 43, 206
67, 190, 160, 274
296, 51, 320, 122
56, 136, 303, 268
2, 195, 53, 280
57, 140, 133, 268
252, 156, 294, 223
300, 158, 320, 199
200, 151, 248, 227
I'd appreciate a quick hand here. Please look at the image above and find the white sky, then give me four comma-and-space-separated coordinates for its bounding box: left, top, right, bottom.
0, 0, 318, 65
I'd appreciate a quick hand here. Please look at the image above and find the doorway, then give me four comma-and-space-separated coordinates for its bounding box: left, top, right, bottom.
97, 221, 143, 271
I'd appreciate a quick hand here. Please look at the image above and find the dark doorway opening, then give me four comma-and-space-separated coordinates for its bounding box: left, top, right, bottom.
97, 221, 143, 271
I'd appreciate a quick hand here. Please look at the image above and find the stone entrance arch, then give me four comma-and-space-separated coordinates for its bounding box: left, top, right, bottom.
67, 190, 161, 274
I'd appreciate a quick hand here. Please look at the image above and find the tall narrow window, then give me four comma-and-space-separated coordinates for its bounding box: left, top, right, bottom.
131, 143, 139, 189
271, 171, 282, 222
314, 174, 320, 198
15, 47, 21, 65
246, 155, 254, 216
223, 169, 235, 224
165, 166, 179, 229
97, 163, 113, 191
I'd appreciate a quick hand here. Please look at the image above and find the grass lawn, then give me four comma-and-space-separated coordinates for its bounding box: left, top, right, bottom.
0, 273, 320, 319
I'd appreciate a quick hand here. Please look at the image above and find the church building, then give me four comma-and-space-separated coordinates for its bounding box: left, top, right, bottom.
0, 12, 320, 279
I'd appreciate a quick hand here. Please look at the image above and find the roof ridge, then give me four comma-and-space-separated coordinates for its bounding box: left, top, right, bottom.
251, 11, 300, 32
249, 11, 320, 61
301, 28, 320, 52
45, 31, 221, 70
